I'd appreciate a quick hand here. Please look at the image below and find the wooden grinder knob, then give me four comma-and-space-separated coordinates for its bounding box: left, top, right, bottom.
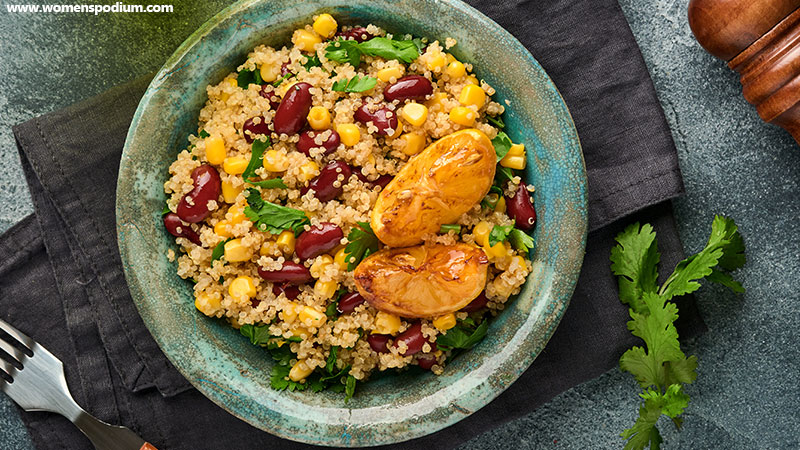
689, 0, 800, 143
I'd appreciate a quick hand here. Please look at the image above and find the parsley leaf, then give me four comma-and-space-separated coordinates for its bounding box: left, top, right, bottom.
332, 75, 378, 93
237, 68, 262, 88
509, 228, 535, 254
435, 320, 488, 351
492, 131, 513, 162
344, 221, 380, 270
244, 188, 309, 235
345, 375, 357, 402
440, 224, 461, 234
488, 225, 513, 247
211, 238, 232, 263
487, 115, 505, 129
198, 129, 210, 138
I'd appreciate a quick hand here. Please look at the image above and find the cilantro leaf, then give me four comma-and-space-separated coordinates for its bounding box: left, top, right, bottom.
487, 115, 505, 129
508, 228, 535, 254
237, 68, 262, 88
491, 131, 513, 162
247, 178, 288, 189
622, 385, 690, 450
244, 188, 309, 235
270, 364, 307, 391
242, 138, 269, 180
440, 224, 461, 234
239, 324, 272, 346
198, 129, 210, 138
480, 186, 503, 209
358, 37, 420, 63
161, 202, 171, 216
435, 320, 488, 351
325, 39, 363, 67
332, 75, 377, 93
659, 215, 746, 300
495, 166, 515, 186
344, 221, 380, 270
211, 238, 232, 263
488, 225, 513, 247
272, 72, 293, 87
344, 375, 357, 402
326, 346, 339, 374
610, 223, 660, 314
303, 54, 322, 70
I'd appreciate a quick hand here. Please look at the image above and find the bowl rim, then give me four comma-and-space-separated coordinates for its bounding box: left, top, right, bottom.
117, 0, 588, 446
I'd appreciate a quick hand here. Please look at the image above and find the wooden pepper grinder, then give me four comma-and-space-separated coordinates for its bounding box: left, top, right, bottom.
689, 0, 800, 143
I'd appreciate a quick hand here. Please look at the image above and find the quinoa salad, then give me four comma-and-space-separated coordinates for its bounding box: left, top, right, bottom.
162, 13, 537, 399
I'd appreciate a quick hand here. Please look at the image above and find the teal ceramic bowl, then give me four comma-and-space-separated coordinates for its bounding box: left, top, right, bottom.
117, 0, 587, 446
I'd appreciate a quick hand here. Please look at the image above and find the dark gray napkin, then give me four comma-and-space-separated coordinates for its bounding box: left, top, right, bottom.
0, 0, 702, 448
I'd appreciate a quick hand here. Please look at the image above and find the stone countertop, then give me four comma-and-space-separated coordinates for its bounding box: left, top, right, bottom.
1, 1, 798, 448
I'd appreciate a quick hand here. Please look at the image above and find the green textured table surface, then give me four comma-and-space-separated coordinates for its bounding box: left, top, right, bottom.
1, 1, 798, 449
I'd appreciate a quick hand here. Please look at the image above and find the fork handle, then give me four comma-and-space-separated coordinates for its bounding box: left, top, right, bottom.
73, 410, 156, 450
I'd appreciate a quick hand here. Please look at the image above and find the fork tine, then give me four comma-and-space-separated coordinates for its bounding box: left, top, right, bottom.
0, 338, 25, 368
0, 357, 16, 377
0, 318, 34, 353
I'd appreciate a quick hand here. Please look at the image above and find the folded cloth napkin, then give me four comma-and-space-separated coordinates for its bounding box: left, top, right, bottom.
0, 0, 704, 448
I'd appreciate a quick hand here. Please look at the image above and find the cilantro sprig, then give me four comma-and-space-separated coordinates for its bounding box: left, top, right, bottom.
325, 36, 421, 67
332, 74, 377, 93
237, 68, 263, 88
241, 138, 288, 189
610, 215, 745, 449
243, 188, 309, 235
436, 318, 488, 353
487, 224, 534, 254
343, 221, 380, 270
492, 131, 513, 162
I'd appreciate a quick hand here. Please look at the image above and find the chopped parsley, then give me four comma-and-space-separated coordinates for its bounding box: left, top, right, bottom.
211, 238, 232, 263
488, 225, 513, 247
241, 138, 287, 189
243, 188, 309, 235
435, 319, 488, 352
332, 74, 377, 93
508, 228, 535, 254
302, 54, 322, 70
237, 68, 263, 88
343, 221, 380, 270
198, 129, 210, 138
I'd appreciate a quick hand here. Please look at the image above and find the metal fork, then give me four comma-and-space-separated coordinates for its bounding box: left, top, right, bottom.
0, 318, 156, 450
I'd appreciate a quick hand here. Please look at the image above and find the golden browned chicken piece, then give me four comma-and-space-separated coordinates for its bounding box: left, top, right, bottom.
371, 129, 496, 248
354, 243, 489, 318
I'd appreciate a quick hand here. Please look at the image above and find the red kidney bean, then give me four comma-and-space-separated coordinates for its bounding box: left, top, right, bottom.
295, 222, 344, 260
273, 82, 312, 135
301, 161, 352, 202
280, 61, 292, 76
367, 334, 390, 353
354, 170, 393, 189
272, 282, 301, 300
393, 322, 426, 355
163, 213, 201, 245
259, 85, 281, 110
384, 75, 434, 102
296, 129, 341, 156
176, 165, 221, 223
243, 116, 270, 143
258, 262, 312, 285
337, 292, 366, 314
416, 354, 437, 370
336, 26, 373, 43
250, 298, 262, 308
354, 104, 398, 136
506, 186, 537, 231
460, 291, 489, 313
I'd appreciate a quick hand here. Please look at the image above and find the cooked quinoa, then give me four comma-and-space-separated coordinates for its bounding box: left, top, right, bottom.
162, 14, 535, 395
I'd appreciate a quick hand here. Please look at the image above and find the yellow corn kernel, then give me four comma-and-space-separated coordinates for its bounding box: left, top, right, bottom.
494, 196, 507, 213
425, 92, 448, 110
227, 205, 247, 225
262, 149, 289, 172
204, 135, 226, 165
259, 63, 280, 83
500, 154, 526, 170
387, 120, 403, 140
483, 241, 509, 261
312, 13, 338, 38
377, 66, 404, 82
473, 221, 492, 247
299, 306, 327, 328
426, 52, 447, 72
508, 143, 525, 156
287, 325, 310, 339
221, 180, 242, 203
445, 61, 466, 79
214, 221, 232, 238
459, 84, 486, 108
445, 53, 457, 64
466, 75, 479, 85
278, 80, 297, 97
314, 280, 338, 299
223, 238, 252, 262
432, 313, 457, 331
260, 240, 280, 256
226, 77, 238, 88
292, 29, 322, 52
373, 311, 402, 335
297, 160, 320, 182
276, 230, 296, 255
400, 132, 426, 156
194, 291, 222, 316
223, 156, 248, 175
289, 359, 314, 382
401, 102, 428, 127
310, 254, 334, 278
449, 106, 476, 126
333, 247, 349, 270
280, 301, 301, 323
307, 106, 332, 130
336, 124, 361, 146
228, 275, 256, 300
